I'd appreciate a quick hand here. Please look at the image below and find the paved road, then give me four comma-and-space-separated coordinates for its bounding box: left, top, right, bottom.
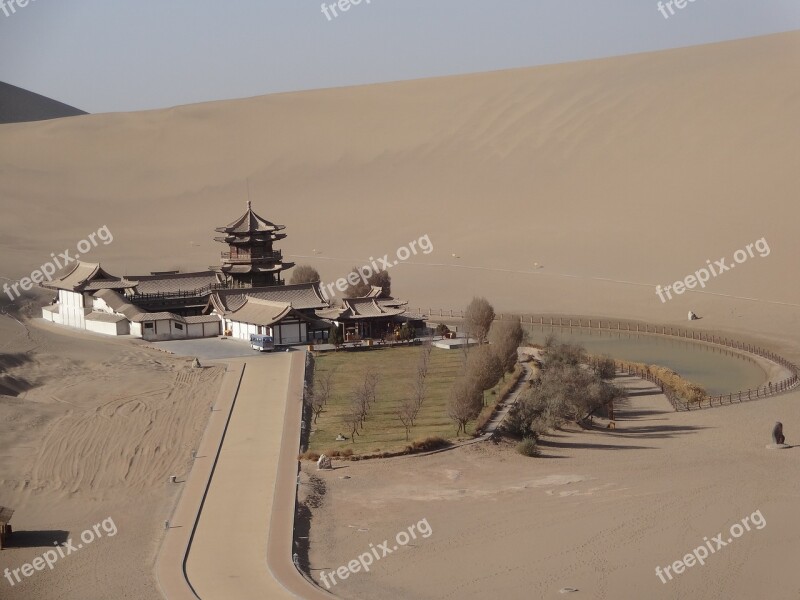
156, 351, 332, 600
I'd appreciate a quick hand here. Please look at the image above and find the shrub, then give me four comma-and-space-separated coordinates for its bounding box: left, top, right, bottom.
299, 451, 320, 461
516, 437, 540, 457
410, 436, 451, 452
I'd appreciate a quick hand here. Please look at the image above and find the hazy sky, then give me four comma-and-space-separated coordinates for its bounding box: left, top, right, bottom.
0, 0, 798, 113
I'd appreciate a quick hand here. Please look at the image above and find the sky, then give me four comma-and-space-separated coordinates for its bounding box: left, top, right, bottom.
0, 0, 799, 114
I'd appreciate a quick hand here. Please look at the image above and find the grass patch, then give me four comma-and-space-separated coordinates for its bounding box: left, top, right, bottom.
308, 346, 466, 455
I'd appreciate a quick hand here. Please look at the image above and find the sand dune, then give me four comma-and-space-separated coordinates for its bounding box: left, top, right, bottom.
1, 32, 799, 350
1, 29, 799, 600
0, 317, 223, 599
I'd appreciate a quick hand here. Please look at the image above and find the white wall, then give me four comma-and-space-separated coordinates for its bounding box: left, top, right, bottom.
274, 321, 306, 345
86, 319, 129, 336
141, 319, 184, 341
187, 321, 220, 338
58, 290, 86, 329
224, 318, 307, 345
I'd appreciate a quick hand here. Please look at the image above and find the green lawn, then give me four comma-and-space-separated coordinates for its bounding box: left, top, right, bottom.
309, 346, 468, 455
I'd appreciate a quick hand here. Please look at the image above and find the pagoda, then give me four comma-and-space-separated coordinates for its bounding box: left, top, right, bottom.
213, 201, 295, 288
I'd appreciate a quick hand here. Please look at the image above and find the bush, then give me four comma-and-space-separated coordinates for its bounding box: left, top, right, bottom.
516, 437, 540, 457
409, 436, 451, 453
299, 451, 320, 461
322, 448, 354, 458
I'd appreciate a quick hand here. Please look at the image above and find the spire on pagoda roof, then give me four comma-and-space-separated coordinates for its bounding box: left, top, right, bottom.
215, 201, 286, 235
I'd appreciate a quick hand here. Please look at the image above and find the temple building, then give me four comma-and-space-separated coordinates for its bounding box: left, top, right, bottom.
205, 282, 332, 344
316, 287, 425, 341
39, 201, 425, 345
212, 200, 295, 288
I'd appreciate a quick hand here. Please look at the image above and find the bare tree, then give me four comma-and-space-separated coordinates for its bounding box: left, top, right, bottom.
290, 265, 321, 285
466, 345, 504, 406
343, 400, 363, 442
396, 397, 416, 441
447, 377, 483, 436
589, 355, 617, 380
489, 319, 524, 374
410, 373, 426, 422
464, 297, 495, 344
310, 368, 336, 423
418, 340, 433, 380
347, 369, 380, 431
361, 369, 380, 410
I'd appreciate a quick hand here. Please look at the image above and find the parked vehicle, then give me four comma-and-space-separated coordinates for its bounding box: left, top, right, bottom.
250, 334, 275, 352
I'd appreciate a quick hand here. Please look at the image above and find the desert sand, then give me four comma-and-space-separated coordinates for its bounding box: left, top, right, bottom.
1, 29, 799, 599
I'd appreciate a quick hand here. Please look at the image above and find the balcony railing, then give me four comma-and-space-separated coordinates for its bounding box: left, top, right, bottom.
220, 250, 282, 262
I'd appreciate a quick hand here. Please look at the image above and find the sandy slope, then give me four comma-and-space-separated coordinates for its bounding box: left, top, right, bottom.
0, 315, 223, 600
0, 31, 798, 348
0, 29, 799, 600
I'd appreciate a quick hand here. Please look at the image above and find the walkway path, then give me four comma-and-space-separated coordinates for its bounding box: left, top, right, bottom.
156, 351, 332, 600
481, 361, 533, 436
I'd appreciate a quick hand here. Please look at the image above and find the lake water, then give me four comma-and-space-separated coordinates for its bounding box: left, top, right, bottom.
524, 325, 767, 396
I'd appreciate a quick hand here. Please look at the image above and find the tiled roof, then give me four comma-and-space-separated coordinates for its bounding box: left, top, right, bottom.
130, 271, 220, 295
210, 283, 328, 312
183, 315, 222, 324
93, 285, 221, 326
218, 264, 287, 274
222, 297, 294, 326
84, 279, 138, 291
316, 296, 408, 321
215, 202, 286, 235
131, 312, 182, 323
93, 289, 145, 319
42, 262, 122, 292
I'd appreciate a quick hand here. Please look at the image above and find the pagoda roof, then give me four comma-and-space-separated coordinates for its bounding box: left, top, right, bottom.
215, 201, 286, 235
214, 233, 287, 244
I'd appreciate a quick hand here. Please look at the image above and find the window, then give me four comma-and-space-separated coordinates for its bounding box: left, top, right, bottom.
174, 323, 184, 330
144, 323, 154, 330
